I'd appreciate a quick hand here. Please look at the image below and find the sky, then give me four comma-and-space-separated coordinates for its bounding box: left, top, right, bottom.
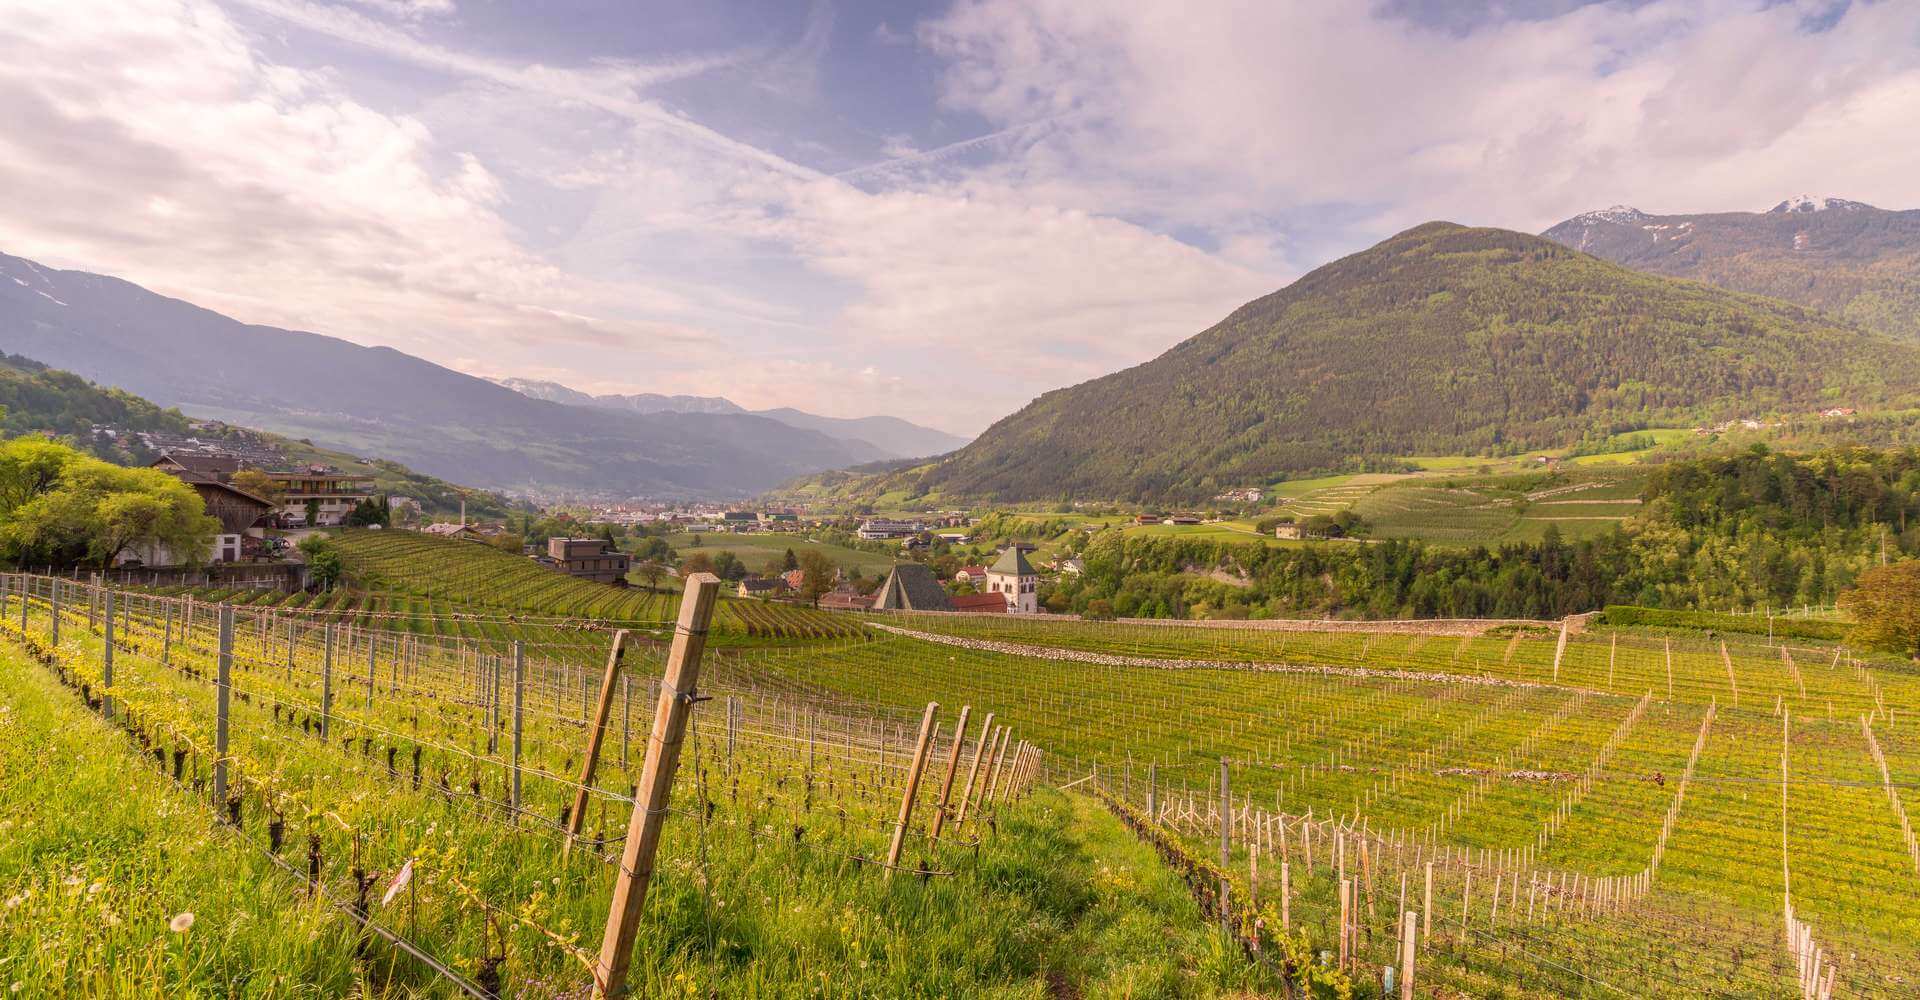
3, 0, 1920, 436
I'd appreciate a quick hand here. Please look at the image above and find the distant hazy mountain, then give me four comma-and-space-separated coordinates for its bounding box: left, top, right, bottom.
489, 377, 969, 459
0, 251, 883, 497
1542, 196, 1920, 341
492, 378, 744, 415
905, 222, 1920, 501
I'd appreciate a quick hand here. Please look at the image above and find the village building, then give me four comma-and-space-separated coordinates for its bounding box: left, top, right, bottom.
952, 565, 988, 588
985, 547, 1038, 613
856, 519, 925, 540
818, 584, 874, 611
737, 577, 786, 598
263, 467, 376, 527
152, 452, 243, 482
423, 522, 479, 539
1057, 557, 1085, 576
780, 568, 807, 591
546, 537, 631, 584
142, 454, 274, 564
871, 563, 952, 611
1273, 522, 1301, 540
949, 591, 1007, 613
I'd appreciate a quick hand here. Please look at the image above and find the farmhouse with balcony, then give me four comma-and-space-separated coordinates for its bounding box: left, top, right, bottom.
546, 537, 631, 584
264, 467, 376, 527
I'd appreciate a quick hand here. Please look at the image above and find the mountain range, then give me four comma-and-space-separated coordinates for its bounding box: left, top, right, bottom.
489, 377, 967, 459
0, 251, 946, 497
898, 221, 1920, 501
1541, 196, 1920, 342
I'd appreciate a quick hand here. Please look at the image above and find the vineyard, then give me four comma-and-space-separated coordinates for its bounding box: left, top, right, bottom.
3, 566, 1918, 996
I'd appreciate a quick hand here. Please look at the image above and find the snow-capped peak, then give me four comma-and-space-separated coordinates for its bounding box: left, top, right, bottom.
1768, 195, 1870, 214
1571, 205, 1647, 226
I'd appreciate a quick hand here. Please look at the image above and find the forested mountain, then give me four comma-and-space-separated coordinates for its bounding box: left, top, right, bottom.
0, 351, 192, 460
1542, 197, 1920, 341
0, 352, 522, 519
491, 377, 969, 459
908, 222, 1920, 502
0, 252, 881, 496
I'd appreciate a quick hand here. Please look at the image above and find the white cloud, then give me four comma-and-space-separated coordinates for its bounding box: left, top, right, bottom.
7, 0, 1920, 445
921, 0, 1920, 261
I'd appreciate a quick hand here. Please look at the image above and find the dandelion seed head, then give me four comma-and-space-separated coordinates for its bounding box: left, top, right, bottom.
169, 911, 194, 933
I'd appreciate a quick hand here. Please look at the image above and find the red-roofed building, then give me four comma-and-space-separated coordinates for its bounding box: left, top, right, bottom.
949, 591, 1008, 614
953, 565, 988, 587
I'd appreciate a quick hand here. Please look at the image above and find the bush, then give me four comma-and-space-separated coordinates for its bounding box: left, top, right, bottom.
1597, 605, 1847, 641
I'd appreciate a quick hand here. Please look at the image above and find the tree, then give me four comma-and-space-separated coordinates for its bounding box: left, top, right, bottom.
0, 438, 217, 568
680, 552, 716, 577
1841, 560, 1920, 657
711, 551, 746, 581
299, 534, 344, 590
344, 496, 390, 528
636, 559, 667, 593
230, 469, 285, 505
304, 497, 321, 526
797, 550, 835, 602
783, 548, 799, 572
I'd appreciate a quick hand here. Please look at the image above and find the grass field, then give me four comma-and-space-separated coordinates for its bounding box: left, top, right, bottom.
9, 557, 1918, 997
668, 531, 898, 577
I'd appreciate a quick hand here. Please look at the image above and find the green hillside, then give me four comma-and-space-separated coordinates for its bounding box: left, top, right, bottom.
911, 222, 1920, 501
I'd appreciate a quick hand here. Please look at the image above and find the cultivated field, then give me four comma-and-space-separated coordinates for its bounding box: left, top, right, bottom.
4, 560, 1915, 997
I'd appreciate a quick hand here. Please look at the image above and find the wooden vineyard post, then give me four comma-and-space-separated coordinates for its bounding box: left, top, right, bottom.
511, 641, 525, 811
885, 702, 940, 881
321, 624, 333, 741
1423, 862, 1433, 936
593, 574, 718, 1000
1665, 638, 1673, 701
1551, 621, 1568, 682
49, 578, 59, 646
488, 653, 501, 755
1400, 910, 1417, 1000
1147, 762, 1157, 819
955, 712, 995, 828
19, 575, 28, 633
1722, 641, 1740, 708
568, 629, 632, 851
161, 599, 172, 666
983, 726, 1012, 807
1282, 856, 1297, 928
101, 589, 115, 720
927, 704, 971, 844
1219, 758, 1232, 933
365, 636, 376, 709
214, 604, 233, 807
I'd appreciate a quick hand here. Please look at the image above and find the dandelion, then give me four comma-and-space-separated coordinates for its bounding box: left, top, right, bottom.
169, 912, 194, 933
